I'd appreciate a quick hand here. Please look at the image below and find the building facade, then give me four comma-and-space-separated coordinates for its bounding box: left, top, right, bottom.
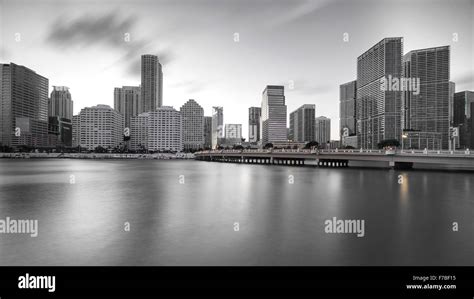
49, 86, 73, 120
289, 104, 315, 143
0, 63, 49, 148
203, 116, 212, 149
72, 115, 80, 148
315, 116, 331, 146
130, 107, 182, 152
402, 46, 451, 149
180, 99, 204, 151
248, 107, 261, 143
48, 116, 72, 147
340, 80, 357, 146
356, 37, 403, 149
211, 106, 224, 149
453, 91, 474, 149
78, 105, 124, 151
114, 86, 141, 129
140, 54, 163, 113
261, 85, 287, 145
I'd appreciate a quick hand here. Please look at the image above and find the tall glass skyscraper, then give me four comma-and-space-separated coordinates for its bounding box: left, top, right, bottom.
0, 63, 49, 147
453, 90, 474, 149
140, 54, 163, 113
289, 104, 315, 143
356, 38, 403, 149
261, 85, 287, 145
339, 80, 357, 138
402, 46, 451, 149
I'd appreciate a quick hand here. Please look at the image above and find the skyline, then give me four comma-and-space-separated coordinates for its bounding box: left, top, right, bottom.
1, 0, 473, 140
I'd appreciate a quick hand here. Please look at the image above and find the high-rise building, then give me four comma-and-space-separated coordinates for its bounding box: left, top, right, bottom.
402, 46, 451, 149
356, 37, 403, 149
203, 116, 212, 149
72, 115, 80, 148
212, 106, 224, 149
129, 113, 148, 152
315, 116, 331, 146
114, 86, 141, 128
48, 116, 72, 147
0, 63, 49, 147
289, 104, 315, 143
340, 80, 357, 145
49, 86, 73, 120
248, 107, 261, 143
140, 54, 163, 113
130, 107, 182, 152
453, 91, 474, 149
261, 85, 287, 145
225, 124, 242, 139
180, 99, 204, 151
78, 104, 124, 151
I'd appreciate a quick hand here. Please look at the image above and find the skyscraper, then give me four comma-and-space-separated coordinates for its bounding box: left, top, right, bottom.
140, 54, 163, 113
248, 107, 261, 143
261, 85, 287, 145
180, 99, 204, 151
212, 106, 223, 149
356, 38, 403, 149
453, 91, 474, 149
315, 116, 331, 146
340, 80, 357, 142
203, 116, 212, 149
49, 86, 73, 120
0, 63, 49, 147
114, 86, 141, 128
289, 104, 315, 143
78, 104, 124, 150
402, 46, 451, 149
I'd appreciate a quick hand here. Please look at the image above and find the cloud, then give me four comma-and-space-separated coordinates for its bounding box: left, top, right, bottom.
46, 11, 174, 77
453, 71, 474, 87
264, 0, 333, 29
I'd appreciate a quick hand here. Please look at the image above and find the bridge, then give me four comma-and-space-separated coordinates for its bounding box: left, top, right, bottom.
194, 148, 474, 170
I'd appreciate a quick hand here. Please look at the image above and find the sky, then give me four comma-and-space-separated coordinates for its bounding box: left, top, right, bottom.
1, 0, 473, 140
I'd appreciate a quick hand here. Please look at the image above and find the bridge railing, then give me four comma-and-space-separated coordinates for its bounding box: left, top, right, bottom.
195, 148, 474, 157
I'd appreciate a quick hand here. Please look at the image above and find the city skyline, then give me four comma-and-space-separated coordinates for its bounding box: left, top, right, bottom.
1, 0, 473, 140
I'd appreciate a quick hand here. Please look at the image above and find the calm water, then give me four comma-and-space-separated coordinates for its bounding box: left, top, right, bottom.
0, 159, 473, 266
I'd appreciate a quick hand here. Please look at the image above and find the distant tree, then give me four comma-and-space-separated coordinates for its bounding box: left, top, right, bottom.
304, 141, 319, 149
233, 145, 244, 150
264, 143, 274, 149
377, 139, 400, 149
343, 145, 355, 149
292, 145, 298, 149
94, 146, 107, 153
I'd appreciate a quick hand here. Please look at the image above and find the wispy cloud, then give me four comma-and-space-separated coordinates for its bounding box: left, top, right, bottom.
46, 11, 174, 76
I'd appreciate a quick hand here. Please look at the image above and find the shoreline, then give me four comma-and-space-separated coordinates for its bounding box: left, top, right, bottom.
0, 153, 195, 160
